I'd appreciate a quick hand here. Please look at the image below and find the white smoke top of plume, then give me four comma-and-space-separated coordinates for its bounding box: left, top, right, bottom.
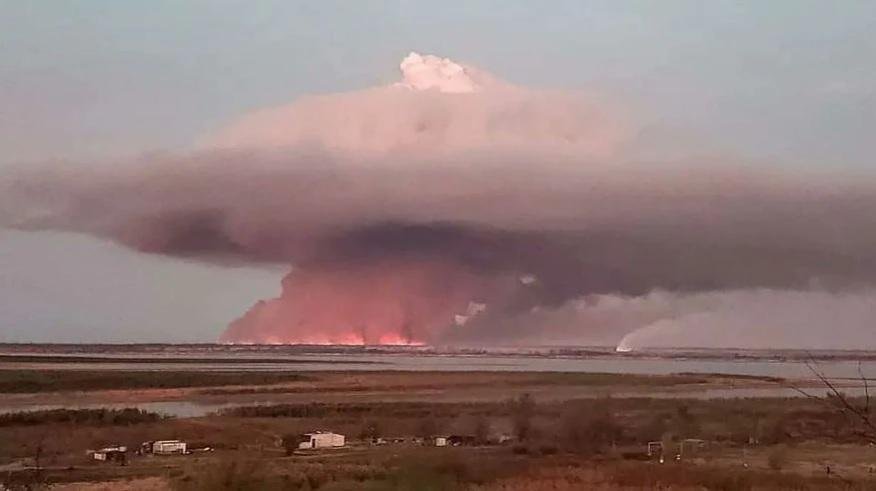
394, 52, 485, 93
3, 52, 876, 347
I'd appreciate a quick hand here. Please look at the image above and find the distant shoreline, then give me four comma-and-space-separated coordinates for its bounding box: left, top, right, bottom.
0, 354, 385, 365
3, 343, 876, 362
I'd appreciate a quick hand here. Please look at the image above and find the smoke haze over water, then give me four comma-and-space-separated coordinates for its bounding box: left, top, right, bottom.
3, 53, 876, 348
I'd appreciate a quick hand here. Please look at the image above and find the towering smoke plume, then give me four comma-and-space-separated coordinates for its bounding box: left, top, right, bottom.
3, 52, 876, 347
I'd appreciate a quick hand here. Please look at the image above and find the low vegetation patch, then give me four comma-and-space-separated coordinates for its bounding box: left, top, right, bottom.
220, 401, 495, 419
0, 370, 311, 393
0, 407, 163, 427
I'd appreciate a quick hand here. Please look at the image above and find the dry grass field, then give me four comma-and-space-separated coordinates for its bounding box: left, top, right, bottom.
1, 370, 875, 489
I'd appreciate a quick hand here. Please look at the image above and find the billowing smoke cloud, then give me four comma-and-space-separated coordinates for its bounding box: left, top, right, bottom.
3, 52, 876, 347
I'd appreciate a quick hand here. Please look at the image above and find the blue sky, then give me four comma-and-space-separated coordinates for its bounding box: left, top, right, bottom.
1, 1, 874, 341
2, 1, 874, 167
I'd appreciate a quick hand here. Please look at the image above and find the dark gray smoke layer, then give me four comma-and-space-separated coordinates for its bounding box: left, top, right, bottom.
4, 149, 876, 345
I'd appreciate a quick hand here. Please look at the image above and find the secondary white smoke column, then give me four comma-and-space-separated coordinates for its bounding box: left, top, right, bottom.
611, 289, 876, 351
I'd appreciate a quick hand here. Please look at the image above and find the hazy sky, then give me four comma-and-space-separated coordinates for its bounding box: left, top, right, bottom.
1, 1, 874, 342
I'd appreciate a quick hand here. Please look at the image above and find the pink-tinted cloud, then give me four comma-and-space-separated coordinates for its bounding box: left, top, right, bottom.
206, 52, 623, 159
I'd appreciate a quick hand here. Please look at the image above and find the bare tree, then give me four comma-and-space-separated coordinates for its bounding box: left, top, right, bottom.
19, 434, 47, 491
560, 405, 622, 455
473, 415, 491, 445
416, 414, 439, 439
359, 419, 382, 441
787, 357, 876, 442
510, 393, 536, 442
33, 439, 42, 484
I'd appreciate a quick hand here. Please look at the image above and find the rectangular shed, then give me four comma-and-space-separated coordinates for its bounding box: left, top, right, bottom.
298, 432, 345, 449
152, 440, 187, 455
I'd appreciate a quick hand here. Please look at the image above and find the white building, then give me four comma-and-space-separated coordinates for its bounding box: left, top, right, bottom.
152, 440, 187, 455
298, 431, 345, 449
91, 446, 126, 462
